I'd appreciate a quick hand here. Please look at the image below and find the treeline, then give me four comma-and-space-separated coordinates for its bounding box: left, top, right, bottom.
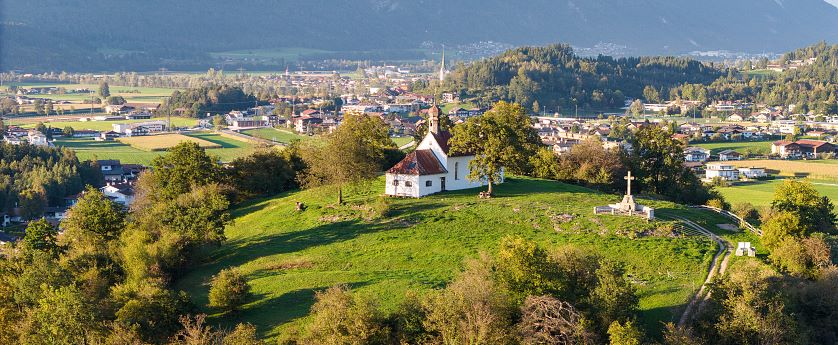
441, 44, 724, 111
0, 142, 101, 219
157, 85, 261, 118
669, 42, 838, 115
0, 141, 308, 344
280, 236, 645, 344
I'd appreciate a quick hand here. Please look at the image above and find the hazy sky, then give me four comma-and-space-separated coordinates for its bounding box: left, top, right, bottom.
827, 0, 838, 8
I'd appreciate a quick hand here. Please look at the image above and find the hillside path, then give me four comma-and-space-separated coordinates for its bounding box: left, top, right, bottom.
673, 216, 732, 327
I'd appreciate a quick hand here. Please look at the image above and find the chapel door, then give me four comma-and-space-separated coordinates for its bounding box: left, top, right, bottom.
440, 177, 446, 192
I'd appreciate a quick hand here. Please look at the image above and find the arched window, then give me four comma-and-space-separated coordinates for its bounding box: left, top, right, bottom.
454, 162, 459, 180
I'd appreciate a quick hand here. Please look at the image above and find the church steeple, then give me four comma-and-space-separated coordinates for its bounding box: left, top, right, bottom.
428, 104, 441, 135
439, 46, 446, 83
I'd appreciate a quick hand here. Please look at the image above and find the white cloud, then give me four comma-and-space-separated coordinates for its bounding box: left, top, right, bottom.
826, 0, 838, 8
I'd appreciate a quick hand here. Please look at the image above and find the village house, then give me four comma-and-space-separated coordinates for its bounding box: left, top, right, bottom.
101, 182, 135, 206
27, 131, 52, 147
112, 121, 167, 136
98, 160, 126, 182
718, 149, 743, 161
772, 139, 838, 159
705, 163, 739, 181
738, 167, 767, 179
385, 105, 498, 198
684, 147, 711, 162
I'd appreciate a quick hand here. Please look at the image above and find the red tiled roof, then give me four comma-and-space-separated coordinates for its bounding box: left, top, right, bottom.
773, 140, 793, 146
795, 139, 831, 148
387, 150, 447, 176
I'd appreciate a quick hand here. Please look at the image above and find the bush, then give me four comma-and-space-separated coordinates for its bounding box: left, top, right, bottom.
706, 198, 729, 211
208, 269, 250, 312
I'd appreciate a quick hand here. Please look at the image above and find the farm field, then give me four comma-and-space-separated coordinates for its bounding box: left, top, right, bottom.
56, 132, 255, 165
4, 83, 179, 104
241, 127, 313, 144
716, 178, 838, 207
175, 177, 721, 339
118, 134, 221, 151
720, 159, 838, 180
14, 116, 198, 131
694, 140, 773, 155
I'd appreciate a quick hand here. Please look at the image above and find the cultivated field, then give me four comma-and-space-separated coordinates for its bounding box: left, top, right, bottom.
4, 83, 178, 104
56, 132, 256, 165
721, 159, 838, 180
175, 177, 723, 338
118, 134, 221, 151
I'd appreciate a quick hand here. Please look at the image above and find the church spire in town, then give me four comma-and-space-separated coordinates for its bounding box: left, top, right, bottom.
439, 45, 446, 83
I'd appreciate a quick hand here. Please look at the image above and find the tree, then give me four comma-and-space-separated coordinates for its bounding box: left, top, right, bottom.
99, 81, 111, 99
301, 113, 395, 204
62, 126, 75, 137
106, 96, 126, 105
761, 211, 805, 250
18, 188, 46, 220
643, 85, 660, 103
448, 101, 542, 195
23, 285, 103, 345
495, 236, 559, 302
529, 147, 560, 179
212, 115, 226, 129
146, 142, 222, 200
590, 261, 638, 328
22, 218, 59, 255
423, 257, 516, 345
769, 235, 831, 278
607, 320, 643, 345
771, 179, 836, 234
228, 149, 297, 197
532, 100, 541, 115
208, 269, 251, 312
302, 285, 389, 345
629, 100, 644, 117
518, 295, 595, 345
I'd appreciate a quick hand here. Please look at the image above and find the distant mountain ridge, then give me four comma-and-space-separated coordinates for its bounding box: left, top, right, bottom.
2, 0, 838, 71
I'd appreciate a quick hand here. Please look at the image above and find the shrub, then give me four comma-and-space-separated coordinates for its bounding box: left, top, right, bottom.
208, 269, 250, 312
706, 198, 729, 210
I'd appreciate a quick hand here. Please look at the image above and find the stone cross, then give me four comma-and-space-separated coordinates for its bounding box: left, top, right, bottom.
624, 171, 635, 196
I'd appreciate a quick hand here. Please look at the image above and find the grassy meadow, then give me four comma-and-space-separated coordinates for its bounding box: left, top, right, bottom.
175, 177, 724, 339
716, 178, 838, 207
695, 140, 773, 155
4, 83, 178, 104
118, 134, 222, 151
241, 128, 313, 144
14, 117, 198, 131
57, 132, 256, 165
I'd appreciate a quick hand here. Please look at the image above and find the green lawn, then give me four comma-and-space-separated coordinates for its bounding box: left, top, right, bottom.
694, 141, 773, 155
391, 136, 414, 147
16, 117, 198, 131
175, 177, 719, 339
241, 128, 314, 144
209, 48, 332, 61
716, 178, 838, 208
5, 83, 178, 104
56, 132, 255, 165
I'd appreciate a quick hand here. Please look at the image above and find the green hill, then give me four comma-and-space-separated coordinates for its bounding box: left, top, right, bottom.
175, 177, 720, 338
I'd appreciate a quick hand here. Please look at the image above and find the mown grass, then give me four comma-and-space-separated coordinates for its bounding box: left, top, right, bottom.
174, 177, 720, 339
694, 140, 773, 155
4, 83, 178, 104
716, 178, 838, 207
16, 117, 198, 131
118, 134, 221, 151
241, 128, 313, 144
56, 132, 255, 165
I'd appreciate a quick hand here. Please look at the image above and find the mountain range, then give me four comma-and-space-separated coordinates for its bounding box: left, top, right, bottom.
2, 0, 838, 71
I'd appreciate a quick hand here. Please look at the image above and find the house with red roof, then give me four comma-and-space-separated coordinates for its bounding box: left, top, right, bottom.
385, 105, 499, 197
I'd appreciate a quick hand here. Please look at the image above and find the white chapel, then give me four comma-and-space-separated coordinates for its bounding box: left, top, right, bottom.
385, 105, 499, 197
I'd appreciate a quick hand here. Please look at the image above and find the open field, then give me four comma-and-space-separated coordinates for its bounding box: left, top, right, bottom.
13, 116, 198, 131
4, 83, 179, 104
241, 128, 313, 144
720, 159, 838, 181
55, 132, 255, 165
209, 48, 332, 61
694, 140, 773, 155
716, 178, 838, 207
175, 177, 720, 339
118, 134, 221, 151
391, 136, 414, 147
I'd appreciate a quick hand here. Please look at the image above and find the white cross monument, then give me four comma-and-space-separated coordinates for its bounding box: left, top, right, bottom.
593, 171, 655, 220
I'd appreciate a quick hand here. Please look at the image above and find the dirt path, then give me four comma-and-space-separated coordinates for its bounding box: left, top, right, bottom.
673, 216, 732, 327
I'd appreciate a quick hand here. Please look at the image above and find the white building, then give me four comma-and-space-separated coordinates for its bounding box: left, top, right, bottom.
27, 131, 52, 147
684, 147, 710, 162
385, 106, 499, 197
100, 183, 134, 206
706, 163, 739, 181
738, 167, 767, 179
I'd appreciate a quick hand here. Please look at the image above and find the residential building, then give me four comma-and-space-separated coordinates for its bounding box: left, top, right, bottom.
684, 147, 711, 162
706, 163, 739, 181
718, 149, 743, 161
738, 167, 767, 179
